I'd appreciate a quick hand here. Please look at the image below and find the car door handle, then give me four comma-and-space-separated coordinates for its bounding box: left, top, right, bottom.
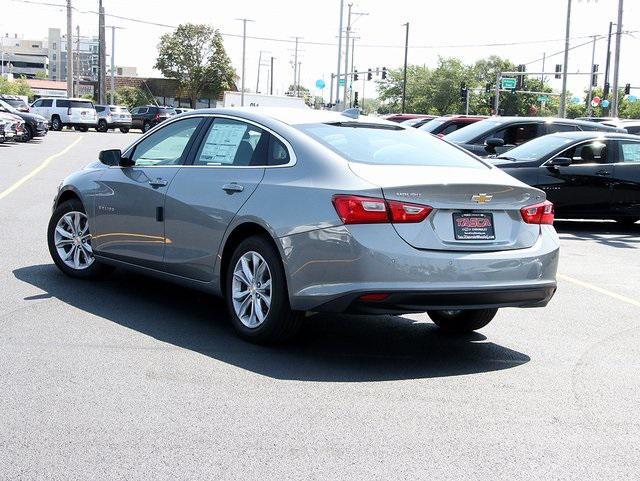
148, 178, 168, 187
595, 170, 611, 177
222, 183, 244, 193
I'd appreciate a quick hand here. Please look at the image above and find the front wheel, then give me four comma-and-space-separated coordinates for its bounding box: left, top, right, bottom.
225, 236, 303, 344
142, 121, 151, 133
96, 120, 108, 132
427, 308, 498, 334
51, 116, 62, 131
119, 127, 129, 133
47, 199, 114, 279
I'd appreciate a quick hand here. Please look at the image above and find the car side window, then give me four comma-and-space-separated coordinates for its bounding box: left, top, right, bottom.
194, 118, 269, 167
57, 99, 70, 108
131, 117, 202, 166
131, 107, 139, 115
548, 123, 579, 133
41, 99, 53, 107
32, 99, 42, 108
269, 135, 291, 166
483, 123, 540, 146
560, 140, 609, 165
441, 123, 459, 135
616, 140, 640, 163
95, 106, 104, 113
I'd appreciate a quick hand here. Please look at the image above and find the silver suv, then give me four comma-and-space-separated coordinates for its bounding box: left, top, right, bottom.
30, 97, 97, 131
94, 105, 132, 133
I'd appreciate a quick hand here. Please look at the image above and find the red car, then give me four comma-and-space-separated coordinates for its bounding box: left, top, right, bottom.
385, 113, 437, 123
418, 115, 487, 137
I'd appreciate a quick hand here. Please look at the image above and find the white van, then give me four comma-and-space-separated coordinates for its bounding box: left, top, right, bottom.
30, 97, 98, 131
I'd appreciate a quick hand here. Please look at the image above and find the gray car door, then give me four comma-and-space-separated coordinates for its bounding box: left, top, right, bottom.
163, 116, 287, 282
92, 117, 203, 269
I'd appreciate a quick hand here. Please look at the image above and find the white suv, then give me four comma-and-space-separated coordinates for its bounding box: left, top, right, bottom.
30, 97, 98, 131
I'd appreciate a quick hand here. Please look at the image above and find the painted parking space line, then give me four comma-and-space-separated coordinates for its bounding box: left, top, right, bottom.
0, 136, 83, 201
558, 273, 640, 308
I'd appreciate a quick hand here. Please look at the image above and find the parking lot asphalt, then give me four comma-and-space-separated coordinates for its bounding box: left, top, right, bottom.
1, 131, 639, 480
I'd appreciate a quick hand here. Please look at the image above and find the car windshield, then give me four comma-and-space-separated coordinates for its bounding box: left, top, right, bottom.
110, 105, 129, 113
0, 99, 19, 114
445, 119, 502, 142
296, 122, 487, 168
70, 100, 94, 109
2, 98, 27, 109
496, 135, 576, 161
419, 118, 447, 132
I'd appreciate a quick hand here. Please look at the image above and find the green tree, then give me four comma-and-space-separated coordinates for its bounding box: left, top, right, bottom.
155, 23, 236, 108
113, 86, 155, 110
0, 77, 33, 97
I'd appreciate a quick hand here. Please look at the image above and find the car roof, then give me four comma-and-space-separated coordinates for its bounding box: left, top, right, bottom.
542, 131, 640, 141
181, 107, 397, 127
480, 116, 625, 130
39, 97, 93, 101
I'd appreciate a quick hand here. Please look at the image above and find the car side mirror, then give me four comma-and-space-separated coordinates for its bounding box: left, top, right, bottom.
550, 157, 572, 167
99, 149, 133, 167
485, 137, 505, 148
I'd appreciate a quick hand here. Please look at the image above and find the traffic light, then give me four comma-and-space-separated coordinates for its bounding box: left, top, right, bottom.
459, 82, 468, 104
591, 64, 599, 88
354, 71, 358, 81
381, 67, 387, 79
555, 64, 562, 79
367, 68, 372, 81
516, 64, 526, 90
624, 83, 631, 95
485, 83, 492, 94
353, 91, 359, 107
603, 82, 610, 98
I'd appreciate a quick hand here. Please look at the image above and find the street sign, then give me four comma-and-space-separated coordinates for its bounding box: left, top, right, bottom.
601, 99, 610, 108
338, 78, 346, 87
628, 95, 638, 103
315, 79, 326, 89
537, 95, 549, 102
571, 96, 582, 105
591, 96, 601, 107
501, 77, 517, 90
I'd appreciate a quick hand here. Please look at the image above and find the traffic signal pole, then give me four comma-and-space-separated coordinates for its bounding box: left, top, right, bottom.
587, 35, 597, 116
559, 0, 572, 118
611, 0, 624, 117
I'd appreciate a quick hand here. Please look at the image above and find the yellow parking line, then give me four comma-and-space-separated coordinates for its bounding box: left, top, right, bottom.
0, 136, 83, 201
558, 273, 640, 308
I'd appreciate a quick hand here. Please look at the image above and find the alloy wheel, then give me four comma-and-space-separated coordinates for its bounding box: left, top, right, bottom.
231, 251, 272, 328
53, 211, 94, 270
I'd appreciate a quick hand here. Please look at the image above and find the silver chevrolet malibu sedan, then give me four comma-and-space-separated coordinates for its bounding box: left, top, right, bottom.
47, 108, 559, 343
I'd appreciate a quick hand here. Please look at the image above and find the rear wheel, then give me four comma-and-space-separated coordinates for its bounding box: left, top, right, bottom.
47, 199, 114, 279
428, 308, 498, 334
119, 127, 129, 133
225, 236, 303, 344
96, 120, 108, 132
142, 121, 151, 133
51, 116, 62, 131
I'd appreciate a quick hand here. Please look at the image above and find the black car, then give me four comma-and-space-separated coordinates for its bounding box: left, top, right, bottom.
0, 99, 48, 141
490, 131, 640, 225
130, 105, 176, 132
0, 94, 30, 112
445, 117, 625, 157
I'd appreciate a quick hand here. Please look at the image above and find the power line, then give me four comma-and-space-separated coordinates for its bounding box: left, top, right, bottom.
8, 0, 630, 51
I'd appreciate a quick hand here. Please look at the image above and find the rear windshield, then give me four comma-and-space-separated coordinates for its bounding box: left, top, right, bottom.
445, 119, 502, 143
296, 122, 487, 168
160, 107, 176, 115
109, 105, 129, 113
419, 118, 447, 133
70, 100, 94, 109
495, 135, 576, 161
2, 98, 26, 109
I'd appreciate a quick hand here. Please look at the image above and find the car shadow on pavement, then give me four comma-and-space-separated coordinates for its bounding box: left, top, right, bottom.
14, 264, 530, 382
555, 220, 640, 249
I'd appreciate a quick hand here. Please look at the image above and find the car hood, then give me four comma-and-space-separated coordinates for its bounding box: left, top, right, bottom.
12, 111, 46, 123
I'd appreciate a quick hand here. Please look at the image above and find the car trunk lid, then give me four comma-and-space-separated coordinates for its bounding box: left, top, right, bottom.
349, 162, 546, 251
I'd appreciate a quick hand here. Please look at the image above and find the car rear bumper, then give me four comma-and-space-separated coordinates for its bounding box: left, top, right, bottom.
279, 224, 560, 313
107, 121, 132, 128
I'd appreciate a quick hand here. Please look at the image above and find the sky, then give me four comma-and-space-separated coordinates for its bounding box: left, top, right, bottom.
1, 0, 639, 104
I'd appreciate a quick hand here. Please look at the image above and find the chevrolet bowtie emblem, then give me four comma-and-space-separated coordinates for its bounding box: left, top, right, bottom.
472, 193, 493, 203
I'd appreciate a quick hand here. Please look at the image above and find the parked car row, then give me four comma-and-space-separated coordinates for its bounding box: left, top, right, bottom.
0, 98, 48, 143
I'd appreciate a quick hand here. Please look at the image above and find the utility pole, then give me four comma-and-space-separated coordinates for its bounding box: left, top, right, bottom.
541, 52, 546, 86
603, 21, 613, 108
66, 0, 73, 97
335, 0, 344, 107
98, 0, 106, 104
342, 3, 352, 105
465, 89, 470, 115
559, 0, 572, 118
109, 26, 116, 104
297, 61, 301, 98
236, 18, 254, 107
611, 0, 623, 117
255, 50, 269, 93
75, 25, 80, 97
270, 56, 274, 95
291, 37, 301, 96
401, 22, 409, 113
587, 35, 597, 116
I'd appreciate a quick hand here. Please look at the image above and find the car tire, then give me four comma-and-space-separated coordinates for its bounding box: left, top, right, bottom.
51, 116, 62, 131
427, 308, 498, 334
47, 199, 114, 280
614, 217, 639, 226
225, 235, 303, 344
119, 127, 129, 133
97, 120, 108, 132
78, 126, 88, 132
22, 124, 33, 142
143, 121, 151, 133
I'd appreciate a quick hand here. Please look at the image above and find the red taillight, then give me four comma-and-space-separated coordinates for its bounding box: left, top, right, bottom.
332, 195, 432, 225
520, 200, 554, 225
154, 113, 161, 121
359, 293, 390, 302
